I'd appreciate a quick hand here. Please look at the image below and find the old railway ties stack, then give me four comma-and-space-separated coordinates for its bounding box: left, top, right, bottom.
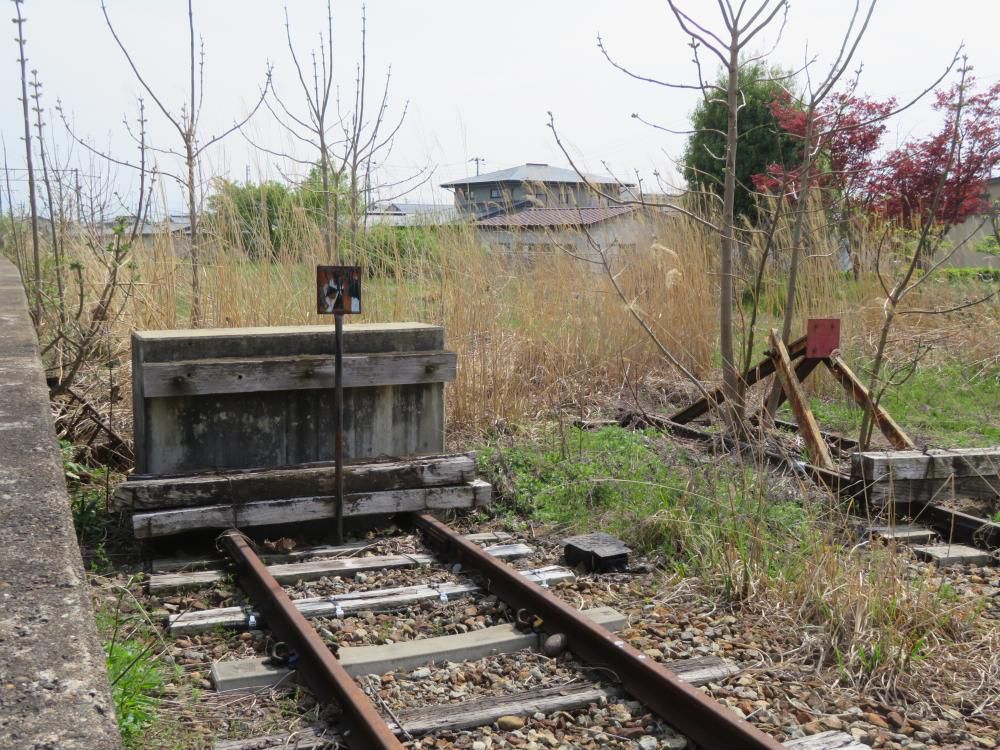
117, 452, 490, 539
622, 318, 1000, 564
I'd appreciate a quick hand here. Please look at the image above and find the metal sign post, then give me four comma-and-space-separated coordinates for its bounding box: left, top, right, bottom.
334, 311, 344, 543
317, 265, 362, 544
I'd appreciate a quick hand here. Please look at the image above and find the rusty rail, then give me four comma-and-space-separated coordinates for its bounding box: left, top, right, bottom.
414, 513, 787, 750
219, 529, 404, 750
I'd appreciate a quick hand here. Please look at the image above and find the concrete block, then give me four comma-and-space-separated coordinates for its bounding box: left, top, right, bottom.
911, 544, 995, 567
212, 606, 625, 692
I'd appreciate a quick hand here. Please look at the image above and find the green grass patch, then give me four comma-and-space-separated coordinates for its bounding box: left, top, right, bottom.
480, 426, 818, 593
805, 360, 1000, 446
106, 638, 167, 746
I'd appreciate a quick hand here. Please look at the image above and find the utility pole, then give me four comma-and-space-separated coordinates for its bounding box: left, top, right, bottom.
469, 156, 485, 176
13, 0, 42, 324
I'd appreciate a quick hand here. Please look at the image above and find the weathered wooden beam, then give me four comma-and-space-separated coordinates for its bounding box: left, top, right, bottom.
769, 330, 835, 471
169, 564, 572, 634
824, 356, 915, 450
141, 350, 457, 398
149, 541, 527, 595
852, 448, 1000, 481
132, 480, 492, 539
116, 452, 478, 512
858, 476, 1000, 507
668, 334, 807, 425
149, 532, 512, 574
785, 732, 870, 750
772, 357, 822, 412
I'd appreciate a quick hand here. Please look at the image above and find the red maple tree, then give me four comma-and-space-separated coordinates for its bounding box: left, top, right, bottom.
865, 77, 1000, 226
751, 89, 895, 202
754, 76, 1000, 228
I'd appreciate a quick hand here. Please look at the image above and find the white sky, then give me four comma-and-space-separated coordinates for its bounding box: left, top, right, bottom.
2, 0, 998, 213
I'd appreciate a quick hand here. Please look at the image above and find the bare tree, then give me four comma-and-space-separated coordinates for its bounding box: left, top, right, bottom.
99, 0, 271, 325
46, 100, 154, 398
250, 3, 423, 264
12, 0, 41, 322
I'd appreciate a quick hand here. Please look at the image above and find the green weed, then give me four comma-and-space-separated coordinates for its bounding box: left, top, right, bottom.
480, 425, 816, 593
106, 638, 165, 746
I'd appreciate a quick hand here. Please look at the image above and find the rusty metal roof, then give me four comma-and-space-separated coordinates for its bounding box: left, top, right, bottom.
476, 205, 637, 229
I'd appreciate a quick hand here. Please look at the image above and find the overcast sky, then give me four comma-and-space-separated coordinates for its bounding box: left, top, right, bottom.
3, 0, 998, 213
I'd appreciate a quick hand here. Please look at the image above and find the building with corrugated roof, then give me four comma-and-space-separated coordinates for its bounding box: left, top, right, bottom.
441, 162, 633, 218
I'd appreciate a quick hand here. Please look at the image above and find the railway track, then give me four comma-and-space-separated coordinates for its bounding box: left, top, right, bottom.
144, 517, 870, 750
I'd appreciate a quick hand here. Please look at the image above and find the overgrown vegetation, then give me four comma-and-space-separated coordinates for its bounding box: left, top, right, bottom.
481, 425, 994, 689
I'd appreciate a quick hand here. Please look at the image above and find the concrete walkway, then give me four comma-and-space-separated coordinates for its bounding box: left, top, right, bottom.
0, 257, 121, 748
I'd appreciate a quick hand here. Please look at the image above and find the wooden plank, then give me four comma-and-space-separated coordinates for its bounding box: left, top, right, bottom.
785, 731, 870, 750
116, 452, 478, 512
398, 655, 738, 735
169, 565, 573, 634
866, 524, 937, 544
134, 322, 445, 362
773, 357, 822, 412
853, 448, 1000, 482
149, 532, 511, 574
214, 656, 742, 749
824, 356, 914, 450
132, 480, 492, 539
861, 475, 1000, 507
150, 540, 528, 594
141, 350, 457, 398
131, 331, 148, 474
669, 334, 808, 425
211, 606, 627, 692
769, 330, 835, 471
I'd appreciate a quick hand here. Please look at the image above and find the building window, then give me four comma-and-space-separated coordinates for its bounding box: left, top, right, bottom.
490, 188, 502, 199
535, 193, 546, 206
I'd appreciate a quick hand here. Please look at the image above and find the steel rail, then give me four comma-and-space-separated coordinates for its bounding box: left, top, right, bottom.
219, 529, 404, 750
414, 513, 787, 750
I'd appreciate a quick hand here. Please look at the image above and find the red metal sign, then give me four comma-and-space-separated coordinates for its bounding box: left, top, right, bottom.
806, 318, 840, 358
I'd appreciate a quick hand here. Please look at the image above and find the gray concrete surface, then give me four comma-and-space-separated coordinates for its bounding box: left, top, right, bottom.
0, 258, 121, 749
212, 606, 626, 692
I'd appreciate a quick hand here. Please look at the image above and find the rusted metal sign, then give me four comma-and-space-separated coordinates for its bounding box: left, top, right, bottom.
317, 265, 362, 315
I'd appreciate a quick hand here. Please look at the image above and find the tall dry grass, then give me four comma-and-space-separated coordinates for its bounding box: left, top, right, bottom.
19, 185, 999, 443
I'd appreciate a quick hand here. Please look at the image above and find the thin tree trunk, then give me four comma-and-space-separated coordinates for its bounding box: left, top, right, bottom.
765, 112, 816, 417
719, 44, 743, 428
186, 140, 201, 327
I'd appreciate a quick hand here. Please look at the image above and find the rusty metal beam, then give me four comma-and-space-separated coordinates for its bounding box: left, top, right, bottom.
823, 355, 915, 450
769, 331, 836, 471
414, 513, 786, 750
219, 529, 404, 750
669, 335, 808, 425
